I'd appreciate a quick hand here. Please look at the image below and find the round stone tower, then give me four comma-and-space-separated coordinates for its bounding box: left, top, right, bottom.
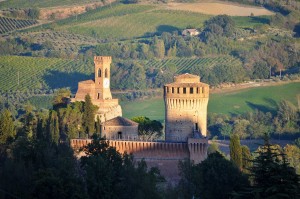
164, 73, 209, 142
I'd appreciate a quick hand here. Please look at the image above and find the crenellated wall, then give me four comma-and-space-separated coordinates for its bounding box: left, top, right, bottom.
70, 138, 208, 181
164, 74, 209, 140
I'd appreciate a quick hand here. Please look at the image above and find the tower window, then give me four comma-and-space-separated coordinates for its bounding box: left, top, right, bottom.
118, 132, 122, 139
105, 68, 108, 78
196, 87, 199, 93
172, 87, 174, 93
97, 93, 100, 99
177, 87, 180, 93
166, 87, 169, 93
98, 69, 101, 77
183, 87, 186, 94
190, 87, 193, 94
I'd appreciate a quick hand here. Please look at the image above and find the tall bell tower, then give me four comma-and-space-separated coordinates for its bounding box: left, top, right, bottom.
94, 56, 113, 100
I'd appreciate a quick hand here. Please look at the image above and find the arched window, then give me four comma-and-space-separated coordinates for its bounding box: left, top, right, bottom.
98, 68, 101, 77
105, 68, 108, 78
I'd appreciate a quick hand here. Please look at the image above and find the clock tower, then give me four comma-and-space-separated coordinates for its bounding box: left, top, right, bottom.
94, 56, 113, 100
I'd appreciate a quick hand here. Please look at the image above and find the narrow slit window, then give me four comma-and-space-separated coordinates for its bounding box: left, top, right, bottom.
190, 87, 193, 94
172, 87, 174, 93
183, 87, 186, 94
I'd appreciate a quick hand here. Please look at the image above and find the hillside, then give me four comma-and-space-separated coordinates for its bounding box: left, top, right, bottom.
0, 0, 299, 114
121, 82, 300, 120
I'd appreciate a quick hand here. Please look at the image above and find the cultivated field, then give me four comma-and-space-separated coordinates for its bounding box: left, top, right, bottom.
165, 2, 274, 16
0, 16, 38, 34
30, 3, 270, 40
0, 0, 101, 9
142, 56, 242, 73
0, 55, 242, 92
0, 56, 93, 91
121, 82, 300, 120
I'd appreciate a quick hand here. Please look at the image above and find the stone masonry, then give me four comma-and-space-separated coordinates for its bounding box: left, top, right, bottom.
71, 56, 209, 181
72, 56, 122, 123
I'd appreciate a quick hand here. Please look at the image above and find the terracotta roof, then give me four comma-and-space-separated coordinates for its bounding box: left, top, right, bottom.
175, 73, 199, 79
79, 80, 94, 84
102, 116, 138, 126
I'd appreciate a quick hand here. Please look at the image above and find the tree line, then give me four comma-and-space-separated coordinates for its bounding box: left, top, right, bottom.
0, 91, 299, 199
208, 99, 300, 140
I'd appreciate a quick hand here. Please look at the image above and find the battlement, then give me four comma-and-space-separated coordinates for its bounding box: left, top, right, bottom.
70, 138, 207, 164
94, 56, 112, 63
164, 85, 209, 98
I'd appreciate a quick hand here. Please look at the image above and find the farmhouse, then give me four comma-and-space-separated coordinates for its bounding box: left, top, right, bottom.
71, 56, 209, 181
182, 28, 200, 36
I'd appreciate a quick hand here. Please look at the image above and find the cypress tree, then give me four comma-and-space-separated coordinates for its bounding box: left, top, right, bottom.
82, 94, 96, 137
0, 109, 15, 144
241, 145, 252, 173
230, 134, 242, 169
47, 110, 59, 144
95, 115, 101, 137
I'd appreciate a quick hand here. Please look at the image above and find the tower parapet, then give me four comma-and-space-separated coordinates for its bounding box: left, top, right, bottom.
164, 73, 209, 142
94, 56, 112, 62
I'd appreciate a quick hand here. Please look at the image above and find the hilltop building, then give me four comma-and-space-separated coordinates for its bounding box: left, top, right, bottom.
182, 28, 200, 36
72, 56, 122, 123
71, 56, 209, 181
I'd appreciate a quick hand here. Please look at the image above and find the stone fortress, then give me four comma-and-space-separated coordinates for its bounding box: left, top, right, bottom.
71, 56, 209, 180
72, 56, 122, 123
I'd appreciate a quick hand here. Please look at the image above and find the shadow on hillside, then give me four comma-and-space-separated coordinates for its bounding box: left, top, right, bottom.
246, 101, 275, 113
249, 16, 270, 25
156, 25, 181, 34
142, 25, 181, 38
43, 70, 93, 92
263, 98, 278, 110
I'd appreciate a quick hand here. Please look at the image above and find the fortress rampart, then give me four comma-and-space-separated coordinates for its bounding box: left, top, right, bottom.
71, 138, 208, 181
70, 58, 210, 182
164, 74, 209, 140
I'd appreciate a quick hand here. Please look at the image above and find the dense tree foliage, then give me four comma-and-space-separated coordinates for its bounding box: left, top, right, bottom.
82, 94, 97, 137
81, 134, 164, 199
0, 108, 164, 199
131, 116, 163, 139
234, 138, 300, 198
208, 100, 300, 140
201, 15, 236, 42
0, 109, 16, 144
230, 134, 242, 169
177, 152, 249, 199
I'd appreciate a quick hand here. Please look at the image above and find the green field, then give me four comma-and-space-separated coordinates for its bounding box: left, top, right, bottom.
0, 0, 100, 9
0, 55, 242, 92
0, 56, 93, 91
121, 82, 300, 120
0, 17, 38, 34
31, 3, 269, 40
142, 56, 242, 72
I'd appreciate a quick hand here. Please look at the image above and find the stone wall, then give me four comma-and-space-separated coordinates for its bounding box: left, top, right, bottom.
70, 138, 208, 182
164, 73, 209, 141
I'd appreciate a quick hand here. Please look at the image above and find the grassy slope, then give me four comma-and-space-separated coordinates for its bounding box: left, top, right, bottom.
0, 0, 100, 9
46, 3, 269, 40
142, 56, 242, 72
0, 56, 93, 91
121, 82, 300, 120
